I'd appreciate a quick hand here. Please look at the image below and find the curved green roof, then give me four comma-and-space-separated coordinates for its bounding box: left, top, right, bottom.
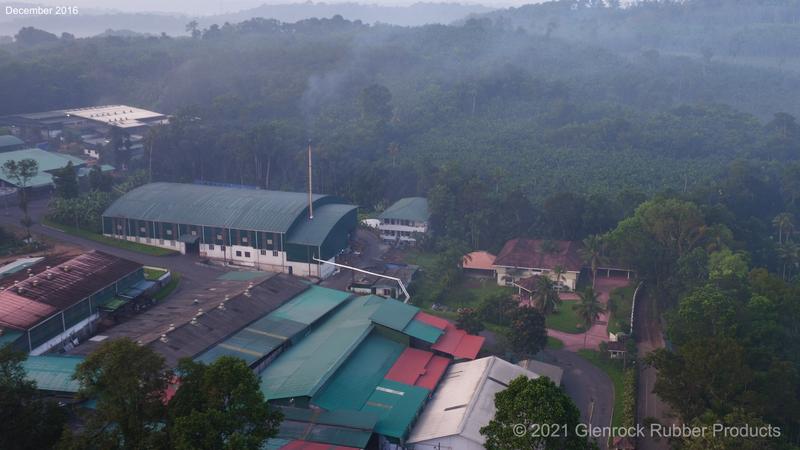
287, 204, 358, 246
104, 182, 337, 234
379, 197, 430, 222
0, 135, 24, 149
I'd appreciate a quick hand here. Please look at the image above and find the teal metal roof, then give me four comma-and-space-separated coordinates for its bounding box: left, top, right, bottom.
22, 355, 84, 393
0, 256, 43, 278
286, 204, 358, 247
378, 197, 430, 222
277, 408, 376, 448
312, 331, 428, 440
0, 135, 24, 149
313, 331, 406, 412
402, 320, 444, 344
0, 330, 23, 347
0, 148, 86, 187
197, 286, 351, 366
103, 182, 340, 233
362, 379, 429, 439
369, 300, 419, 332
260, 295, 386, 400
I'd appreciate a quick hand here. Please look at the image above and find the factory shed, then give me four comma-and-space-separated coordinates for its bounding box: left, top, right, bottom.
194, 285, 351, 370
103, 182, 357, 278
0, 251, 144, 354
148, 273, 308, 367
407, 356, 553, 450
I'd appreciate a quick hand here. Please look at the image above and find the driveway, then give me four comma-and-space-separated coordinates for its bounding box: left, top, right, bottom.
542, 349, 614, 450
547, 277, 631, 352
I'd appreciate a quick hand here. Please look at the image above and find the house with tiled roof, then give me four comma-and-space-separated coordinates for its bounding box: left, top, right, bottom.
492, 239, 583, 291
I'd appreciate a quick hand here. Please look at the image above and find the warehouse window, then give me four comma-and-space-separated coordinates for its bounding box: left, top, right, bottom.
267, 238, 273, 245
140, 226, 146, 233
260, 250, 266, 255
166, 229, 172, 236
217, 234, 223, 240
208, 244, 215, 250
235, 251, 242, 257
244, 251, 251, 258
272, 251, 278, 257
191, 230, 197, 236
242, 236, 248, 244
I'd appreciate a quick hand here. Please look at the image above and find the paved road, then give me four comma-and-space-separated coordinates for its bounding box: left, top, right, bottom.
543, 349, 613, 450
635, 288, 673, 450
0, 198, 224, 284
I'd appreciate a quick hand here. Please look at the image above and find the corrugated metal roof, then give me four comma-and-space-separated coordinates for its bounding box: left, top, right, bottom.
259, 296, 385, 400
286, 204, 358, 247
148, 274, 308, 367
22, 355, 84, 393
195, 285, 351, 366
407, 356, 540, 446
277, 407, 375, 449
362, 379, 429, 440
313, 331, 406, 412
369, 300, 418, 332
278, 440, 361, 450
103, 182, 333, 234
0, 251, 141, 330
0, 257, 44, 278
384, 348, 450, 390
401, 319, 443, 344
0, 148, 86, 187
378, 197, 430, 222
0, 135, 24, 149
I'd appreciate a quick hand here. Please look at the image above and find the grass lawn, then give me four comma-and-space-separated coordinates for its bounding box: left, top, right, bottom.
547, 336, 564, 350
607, 285, 636, 335
144, 267, 168, 281
578, 349, 625, 428
153, 273, 181, 302
42, 219, 178, 256
545, 300, 585, 334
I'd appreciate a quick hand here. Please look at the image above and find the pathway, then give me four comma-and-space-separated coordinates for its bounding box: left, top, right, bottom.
544, 276, 631, 352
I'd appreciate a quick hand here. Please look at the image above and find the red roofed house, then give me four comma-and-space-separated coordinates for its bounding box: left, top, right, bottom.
461, 251, 496, 279
492, 239, 583, 291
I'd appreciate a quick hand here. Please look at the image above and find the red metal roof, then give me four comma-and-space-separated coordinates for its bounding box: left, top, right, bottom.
493, 239, 583, 272
0, 290, 57, 330
413, 311, 449, 330
413, 312, 484, 360
385, 347, 450, 390
279, 440, 360, 450
431, 325, 485, 360
0, 251, 141, 330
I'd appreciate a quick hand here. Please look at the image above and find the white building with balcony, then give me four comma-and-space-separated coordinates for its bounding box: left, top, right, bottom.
378, 197, 430, 246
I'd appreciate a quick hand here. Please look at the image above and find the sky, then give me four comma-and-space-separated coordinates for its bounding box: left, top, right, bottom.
22, 0, 541, 16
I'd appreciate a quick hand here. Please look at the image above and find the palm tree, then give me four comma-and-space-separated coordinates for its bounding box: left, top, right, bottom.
573, 287, 604, 348
533, 276, 561, 315
773, 213, 795, 244
580, 235, 607, 288
552, 265, 566, 289
777, 241, 800, 281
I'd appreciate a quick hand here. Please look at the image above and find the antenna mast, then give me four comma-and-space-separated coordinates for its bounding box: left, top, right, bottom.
307, 140, 314, 219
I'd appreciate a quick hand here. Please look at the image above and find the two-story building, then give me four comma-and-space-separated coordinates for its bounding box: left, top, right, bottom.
378, 197, 430, 246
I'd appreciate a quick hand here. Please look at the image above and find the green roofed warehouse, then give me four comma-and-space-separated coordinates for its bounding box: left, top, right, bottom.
378, 197, 429, 246
102, 182, 358, 278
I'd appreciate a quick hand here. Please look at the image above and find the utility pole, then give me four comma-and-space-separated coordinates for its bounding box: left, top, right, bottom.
307, 140, 314, 220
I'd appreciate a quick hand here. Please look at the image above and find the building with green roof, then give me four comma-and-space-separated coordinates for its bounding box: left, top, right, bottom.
0, 148, 87, 189
0, 135, 25, 152
378, 197, 429, 247
102, 182, 357, 278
